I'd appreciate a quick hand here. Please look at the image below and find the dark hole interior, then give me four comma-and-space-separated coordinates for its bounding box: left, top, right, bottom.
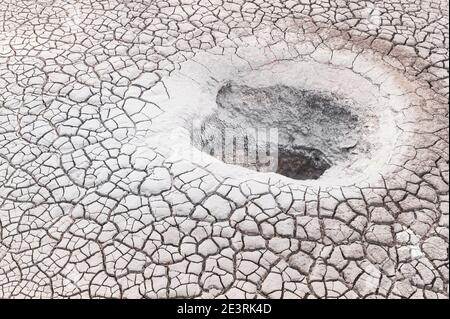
276, 146, 331, 180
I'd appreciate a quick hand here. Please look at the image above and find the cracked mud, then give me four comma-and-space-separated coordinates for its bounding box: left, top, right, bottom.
0, 0, 448, 299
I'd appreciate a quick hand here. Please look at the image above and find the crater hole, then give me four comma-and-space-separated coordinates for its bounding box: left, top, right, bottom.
194, 82, 365, 181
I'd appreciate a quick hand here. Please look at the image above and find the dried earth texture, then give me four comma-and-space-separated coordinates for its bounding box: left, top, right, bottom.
0, 0, 448, 299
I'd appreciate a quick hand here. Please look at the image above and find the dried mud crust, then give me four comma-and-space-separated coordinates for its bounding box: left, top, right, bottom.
0, 0, 448, 299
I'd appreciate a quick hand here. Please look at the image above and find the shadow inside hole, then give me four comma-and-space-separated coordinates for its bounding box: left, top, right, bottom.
276, 146, 331, 180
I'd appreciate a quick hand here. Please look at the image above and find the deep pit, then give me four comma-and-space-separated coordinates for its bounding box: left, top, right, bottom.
194, 82, 371, 181
277, 146, 332, 180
